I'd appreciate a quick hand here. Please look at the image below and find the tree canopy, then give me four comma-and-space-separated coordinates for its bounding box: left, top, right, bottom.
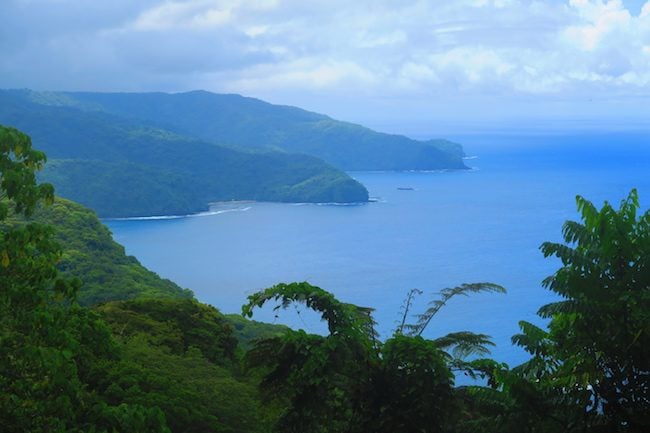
463, 191, 650, 433
2, 124, 648, 433
0, 124, 169, 431
242, 281, 505, 433
511, 190, 650, 432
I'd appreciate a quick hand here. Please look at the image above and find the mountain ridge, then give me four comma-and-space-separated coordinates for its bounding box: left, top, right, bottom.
66, 89, 468, 171
0, 89, 369, 217
0, 89, 467, 218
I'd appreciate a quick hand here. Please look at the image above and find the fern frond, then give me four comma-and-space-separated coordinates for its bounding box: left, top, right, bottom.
409, 283, 506, 336
434, 331, 495, 359
394, 288, 422, 335
517, 320, 548, 340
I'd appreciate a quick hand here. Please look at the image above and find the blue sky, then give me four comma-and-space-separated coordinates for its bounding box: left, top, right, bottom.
1, 0, 649, 135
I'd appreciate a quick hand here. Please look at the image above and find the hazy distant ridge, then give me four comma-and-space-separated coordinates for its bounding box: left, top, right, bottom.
67, 90, 468, 171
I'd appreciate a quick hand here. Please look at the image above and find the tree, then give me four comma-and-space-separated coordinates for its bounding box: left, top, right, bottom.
243, 282, 376, 433
0, 125, 168, 432
398, 284, 506, 376
508, 190, 650, 432
242, 281, 505, 433
0, 125, 54, 219
94, 298, 272, 433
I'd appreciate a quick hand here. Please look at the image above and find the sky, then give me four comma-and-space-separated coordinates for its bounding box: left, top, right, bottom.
1, 0, 649, 136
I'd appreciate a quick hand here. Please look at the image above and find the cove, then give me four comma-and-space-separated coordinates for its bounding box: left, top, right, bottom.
106, 132, 650, 368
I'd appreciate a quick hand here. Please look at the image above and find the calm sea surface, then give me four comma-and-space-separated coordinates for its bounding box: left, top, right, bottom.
106, 132, 650, 368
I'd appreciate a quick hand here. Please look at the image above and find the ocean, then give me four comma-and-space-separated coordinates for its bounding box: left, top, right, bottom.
106, 132, 650, 369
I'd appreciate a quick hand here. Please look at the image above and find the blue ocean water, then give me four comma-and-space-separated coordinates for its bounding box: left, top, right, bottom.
106, 132, 650, 368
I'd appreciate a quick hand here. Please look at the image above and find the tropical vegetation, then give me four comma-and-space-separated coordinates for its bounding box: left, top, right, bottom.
14, 89, 467, 171
1, 124, 648, 432
0, 91, 369, 217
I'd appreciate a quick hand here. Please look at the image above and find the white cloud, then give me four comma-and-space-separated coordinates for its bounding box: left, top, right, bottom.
640, 1, 650, 17
431, 48, 514, 82
132, 0, 235, 31
564, 0, 632, 51
244, 25, 269, 38
354, 31, 407, 49
222, 58, 379, 94
1, 0, 649, 129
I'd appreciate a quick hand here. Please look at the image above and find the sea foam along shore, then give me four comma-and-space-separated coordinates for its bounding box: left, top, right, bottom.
104, 203, 253, 221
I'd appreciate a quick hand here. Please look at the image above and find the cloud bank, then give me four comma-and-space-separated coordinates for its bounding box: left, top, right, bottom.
1, 0, 648, 133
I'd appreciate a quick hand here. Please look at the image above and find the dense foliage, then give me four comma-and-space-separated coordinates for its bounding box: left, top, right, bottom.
94, 299, 272, 433
0, 91, 368, 217
455, 191, 650, 433
507, 190, 650, 432
0, 125, 169, 432
0, 125, 282, 432
242, 281, 504, 433
225, 314, 290, 350
2, 125, 648, 432
19, 198, 193, 305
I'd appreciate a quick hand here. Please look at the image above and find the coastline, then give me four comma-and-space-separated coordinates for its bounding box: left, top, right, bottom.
101, 199, 373, 221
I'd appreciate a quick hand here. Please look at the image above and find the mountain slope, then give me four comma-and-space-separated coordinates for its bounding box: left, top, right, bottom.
18, 195, 294, 347
0, 90, 369, 217
21, 198, 195, 305
67, 90, 468, 171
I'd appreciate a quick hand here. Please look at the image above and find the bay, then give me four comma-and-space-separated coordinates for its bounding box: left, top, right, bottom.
106, 132, 650, 368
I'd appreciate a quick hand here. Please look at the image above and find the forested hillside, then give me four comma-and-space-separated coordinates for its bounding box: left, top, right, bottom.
0, 91, 368, 217
0, 124, 289, 432
24, 198, 194, 305
2, 125, 648, 432
18, 196, 290, 347
62, 90, 467, 171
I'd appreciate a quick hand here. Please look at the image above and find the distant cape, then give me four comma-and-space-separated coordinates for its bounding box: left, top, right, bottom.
0, 89, 466, 218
